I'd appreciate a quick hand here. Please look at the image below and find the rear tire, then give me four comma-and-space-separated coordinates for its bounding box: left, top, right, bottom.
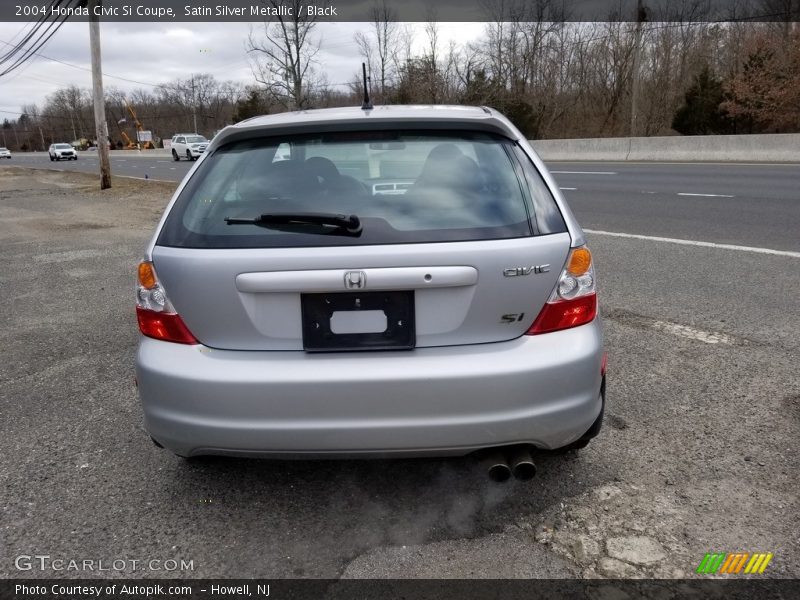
172, 149, 179, 161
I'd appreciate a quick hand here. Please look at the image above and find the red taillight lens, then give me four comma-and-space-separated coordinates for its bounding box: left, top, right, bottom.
136, 306, 198, 344
526, 294, 597, 335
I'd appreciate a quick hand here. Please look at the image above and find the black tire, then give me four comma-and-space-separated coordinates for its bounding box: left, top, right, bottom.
49, 155, 54, 161
186, 150, 192, 161
172, 149, 179, 161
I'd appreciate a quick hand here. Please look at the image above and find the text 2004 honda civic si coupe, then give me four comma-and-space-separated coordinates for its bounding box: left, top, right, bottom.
134, 105, 605, 478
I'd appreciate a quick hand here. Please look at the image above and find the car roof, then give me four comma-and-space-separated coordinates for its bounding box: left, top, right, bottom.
209, 105, 522, 149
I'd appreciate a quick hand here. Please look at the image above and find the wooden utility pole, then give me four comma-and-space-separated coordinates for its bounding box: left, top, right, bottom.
89, 0, 111, 189
629, 0, 645, 137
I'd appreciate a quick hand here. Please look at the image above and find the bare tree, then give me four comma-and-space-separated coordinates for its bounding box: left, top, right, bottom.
724, 27, 800, 130
246, 0, 322, 110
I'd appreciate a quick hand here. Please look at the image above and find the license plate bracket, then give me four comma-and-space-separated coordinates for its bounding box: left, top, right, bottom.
301, 291, 415, 352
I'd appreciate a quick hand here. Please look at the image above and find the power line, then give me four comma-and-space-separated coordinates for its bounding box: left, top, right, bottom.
0, 1, 80, 77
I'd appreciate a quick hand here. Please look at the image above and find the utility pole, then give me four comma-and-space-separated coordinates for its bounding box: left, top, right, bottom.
89, 0, 111, 189
191, 76, 198, 133
629, 0, 645, 138
69, 111, 77, 142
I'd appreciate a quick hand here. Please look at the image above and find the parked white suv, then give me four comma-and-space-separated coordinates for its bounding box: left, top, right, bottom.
0, 147, 11, 159
49, 143, 77, 161
171, 134, 208, 161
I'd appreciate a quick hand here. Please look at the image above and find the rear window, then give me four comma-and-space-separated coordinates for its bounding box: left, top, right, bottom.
158, 130, 566, 249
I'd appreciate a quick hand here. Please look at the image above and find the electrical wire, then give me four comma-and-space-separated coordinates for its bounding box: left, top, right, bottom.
0, 1, 82, 77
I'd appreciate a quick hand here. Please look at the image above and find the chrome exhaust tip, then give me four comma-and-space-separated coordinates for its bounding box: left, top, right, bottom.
481, 451, 512, 482
508, 447, 537, 481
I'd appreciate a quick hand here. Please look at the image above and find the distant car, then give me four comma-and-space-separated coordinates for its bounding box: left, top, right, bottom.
171, 134, 208, 161
135, 105, 605, 474
49, 143, 77, 161
0, 147, 10, 159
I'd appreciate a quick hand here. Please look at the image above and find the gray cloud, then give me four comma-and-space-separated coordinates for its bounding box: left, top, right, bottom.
0, 21, 483, 117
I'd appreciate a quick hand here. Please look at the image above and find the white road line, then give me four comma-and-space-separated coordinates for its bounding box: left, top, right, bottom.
546, 160, 799, 167
651, 321, 734, 345
559, 187, 577, 191
119, 175, 175, 183
583, 229, 800, 258
550, 170, 617, 175
677, 192, 734, 198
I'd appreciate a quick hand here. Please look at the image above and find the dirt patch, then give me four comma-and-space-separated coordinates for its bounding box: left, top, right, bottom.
0, 166, 176, 243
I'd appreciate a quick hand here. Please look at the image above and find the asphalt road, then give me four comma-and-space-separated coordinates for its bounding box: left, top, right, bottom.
8, 152, 800, 252
1, 163, 798, 581
550, 162, 800, 252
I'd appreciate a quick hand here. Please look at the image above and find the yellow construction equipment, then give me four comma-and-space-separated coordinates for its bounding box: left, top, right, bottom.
121, 100, 155, 149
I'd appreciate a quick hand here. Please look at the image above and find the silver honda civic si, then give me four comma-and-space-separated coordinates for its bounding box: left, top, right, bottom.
135, 105, 605, 466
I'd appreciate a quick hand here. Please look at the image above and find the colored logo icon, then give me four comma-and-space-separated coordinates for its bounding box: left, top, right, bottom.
696, 552, 773, 574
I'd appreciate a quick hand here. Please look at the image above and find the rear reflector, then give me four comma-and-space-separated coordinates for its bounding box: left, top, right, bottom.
526, 294, 597, 335
136, 306, 198, 344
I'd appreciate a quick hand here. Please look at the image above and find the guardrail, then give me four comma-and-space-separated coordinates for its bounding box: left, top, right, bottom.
14, 133, 800, 163
531, 133, 800, 163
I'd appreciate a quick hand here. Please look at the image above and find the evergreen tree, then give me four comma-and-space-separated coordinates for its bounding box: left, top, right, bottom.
672, 66, 733, 135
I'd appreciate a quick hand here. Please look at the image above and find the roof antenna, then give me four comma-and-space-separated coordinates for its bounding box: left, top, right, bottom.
361, 62, 373, 110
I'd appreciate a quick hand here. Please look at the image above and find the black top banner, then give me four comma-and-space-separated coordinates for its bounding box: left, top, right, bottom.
2, 0, 799, 23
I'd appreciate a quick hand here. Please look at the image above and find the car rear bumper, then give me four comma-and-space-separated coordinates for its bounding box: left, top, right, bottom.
136, 319, 604, 457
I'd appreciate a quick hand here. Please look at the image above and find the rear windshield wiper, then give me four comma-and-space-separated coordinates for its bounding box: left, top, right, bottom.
225, 212, 362, 235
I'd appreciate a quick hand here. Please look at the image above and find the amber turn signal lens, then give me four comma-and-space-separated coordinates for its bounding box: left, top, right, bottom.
138, 261, 157, 290
567, 247, 592, 275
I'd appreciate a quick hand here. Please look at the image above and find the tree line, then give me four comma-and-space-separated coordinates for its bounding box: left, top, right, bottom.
2, 0, 798, 152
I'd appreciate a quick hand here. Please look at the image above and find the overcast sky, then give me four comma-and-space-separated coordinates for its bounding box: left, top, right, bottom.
0, 21, 485, 119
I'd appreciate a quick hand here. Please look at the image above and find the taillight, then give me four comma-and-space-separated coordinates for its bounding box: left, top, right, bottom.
136, 261, 198, 344
527, 245, 597, 335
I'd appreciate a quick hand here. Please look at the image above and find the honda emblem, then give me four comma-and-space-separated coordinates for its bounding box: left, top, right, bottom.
344, 271, 367, 289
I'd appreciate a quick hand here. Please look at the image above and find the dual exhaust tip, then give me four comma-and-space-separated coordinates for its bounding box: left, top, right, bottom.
481, 447, 537, 482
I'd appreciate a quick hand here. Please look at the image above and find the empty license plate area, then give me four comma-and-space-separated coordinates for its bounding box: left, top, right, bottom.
301, 291, 415, 351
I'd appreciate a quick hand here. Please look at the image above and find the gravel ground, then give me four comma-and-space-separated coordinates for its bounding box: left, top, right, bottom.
1, 166, 798, 580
